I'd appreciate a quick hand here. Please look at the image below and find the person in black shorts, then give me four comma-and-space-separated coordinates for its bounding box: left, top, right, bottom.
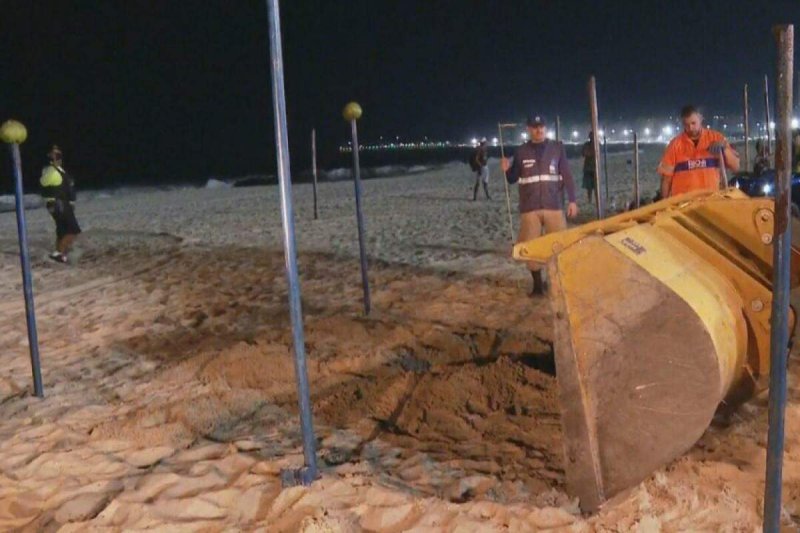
39, 145, 81, 263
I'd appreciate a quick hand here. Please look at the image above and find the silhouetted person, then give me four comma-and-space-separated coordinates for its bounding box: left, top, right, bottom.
40, 145, 81, 263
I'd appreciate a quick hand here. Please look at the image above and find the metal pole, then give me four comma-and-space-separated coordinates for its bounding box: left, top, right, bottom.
9, 143, 43, 398
265, 0, 318, 487
744, 84, 751, 172
349, 118, 371, 316
555, 115, 561, 142
498, 122, 515, 241
764, 24, 793, 533
589, 76, 605, 218
633, 132, 640, 209
311, 128, 318, 220
602, 133, 609, 204
765, 74, 773, 164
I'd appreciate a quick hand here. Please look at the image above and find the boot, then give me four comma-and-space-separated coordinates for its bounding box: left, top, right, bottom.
483, 182, 492, 200
531, 270, 548, 296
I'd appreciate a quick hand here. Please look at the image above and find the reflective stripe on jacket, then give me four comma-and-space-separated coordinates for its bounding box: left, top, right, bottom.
505, 139, 576, 212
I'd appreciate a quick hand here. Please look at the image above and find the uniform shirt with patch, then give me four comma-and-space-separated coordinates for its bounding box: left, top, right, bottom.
658, 128, 730, 196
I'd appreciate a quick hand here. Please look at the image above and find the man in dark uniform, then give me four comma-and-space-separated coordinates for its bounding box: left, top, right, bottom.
40, 145, 81, 263
471, 138, 491, 200
501, 115, 578, 295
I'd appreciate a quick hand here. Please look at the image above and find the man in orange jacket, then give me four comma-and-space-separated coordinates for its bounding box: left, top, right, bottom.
658, 105, 740, 198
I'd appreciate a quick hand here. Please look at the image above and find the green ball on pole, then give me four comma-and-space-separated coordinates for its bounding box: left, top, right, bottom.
342, 102, 362, 122
0, 120, 27, 144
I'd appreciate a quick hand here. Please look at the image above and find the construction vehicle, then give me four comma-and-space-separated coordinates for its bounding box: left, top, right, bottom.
513, 189, 800, 512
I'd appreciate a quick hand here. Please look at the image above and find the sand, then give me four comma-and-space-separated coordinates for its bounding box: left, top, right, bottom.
0, 145, 797, 531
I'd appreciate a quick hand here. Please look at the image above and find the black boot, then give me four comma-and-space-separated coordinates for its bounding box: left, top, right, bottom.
531, 270, 547, 296
473, 182, 479, 201
483, 182, 491, 200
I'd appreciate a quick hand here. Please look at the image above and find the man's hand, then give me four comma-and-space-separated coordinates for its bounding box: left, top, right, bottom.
708, 141, 727, 154
501, 157, 511, 172
567, 202, 578, 218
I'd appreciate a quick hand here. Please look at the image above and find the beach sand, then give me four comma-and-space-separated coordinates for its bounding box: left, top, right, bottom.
0, 145, 797, 531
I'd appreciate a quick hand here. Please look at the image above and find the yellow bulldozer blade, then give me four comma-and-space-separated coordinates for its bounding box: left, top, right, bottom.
513, 189, 800, 511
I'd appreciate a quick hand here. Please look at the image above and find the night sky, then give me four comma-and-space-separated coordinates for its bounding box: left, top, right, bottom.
1, 1, 798, 188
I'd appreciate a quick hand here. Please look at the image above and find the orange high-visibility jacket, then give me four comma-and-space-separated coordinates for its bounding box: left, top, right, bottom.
658, 129, 731, 196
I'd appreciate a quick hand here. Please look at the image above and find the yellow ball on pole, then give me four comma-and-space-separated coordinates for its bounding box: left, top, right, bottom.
342, 102, 362, 121
0, 120, 27, 144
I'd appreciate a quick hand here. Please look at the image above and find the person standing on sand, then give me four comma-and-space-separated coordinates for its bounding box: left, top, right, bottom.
581, 131, 596, 204
657, 105, 739, 198
40, 145, 81, 263
501, 115, 578, 296
471, 138, 491, 200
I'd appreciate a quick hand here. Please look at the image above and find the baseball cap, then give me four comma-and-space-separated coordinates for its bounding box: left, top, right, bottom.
526, 115, 546, 127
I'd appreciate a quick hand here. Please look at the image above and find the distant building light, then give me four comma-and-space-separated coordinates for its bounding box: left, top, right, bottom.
598, 129, 605, 137
546, 131, 555, 140
521, 132, 529, 140
662, 125, 674, 136
471, 137, 478, 145
491, 137, 499, 145
571, 130, 579, 138
769, 121, 776, 130
644, 127, 651, 135
793, 118, 800, 128
623, 129, 630, 136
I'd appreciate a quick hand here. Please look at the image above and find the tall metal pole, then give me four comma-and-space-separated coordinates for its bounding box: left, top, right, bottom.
265, 0, 317, 487
765, 74, 773, 164
602, 133, 609, 204
763, 23, 793, 533
633, 132, 640, 209
344, 104, 371, 316
589, 76, 605, 218
498, 122, 515, 241
311, 128, 318, 220
744, 84, 751, 172
1, 122, 44, 398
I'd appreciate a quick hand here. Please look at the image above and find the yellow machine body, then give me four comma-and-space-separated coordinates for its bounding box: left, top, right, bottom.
513, 189, 800, 511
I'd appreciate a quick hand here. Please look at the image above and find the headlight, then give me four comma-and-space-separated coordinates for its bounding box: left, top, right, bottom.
762, 183, 773, 194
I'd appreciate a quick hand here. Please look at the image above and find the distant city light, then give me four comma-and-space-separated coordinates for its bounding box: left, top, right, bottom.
662, 125, 674, 136
793, 118, 800, 128
491, 137, 499, 145
723, 124, 727, 129
546, 131, 555, 140
470, 137, 478, 145
598, 129, 605, 137
521, 132, 529, 140
623, 129, 630, 136
769, 121, 776, 130
571, 130, 579, 138
644, 127, 651, 135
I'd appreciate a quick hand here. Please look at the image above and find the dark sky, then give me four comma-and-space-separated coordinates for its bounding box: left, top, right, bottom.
1, 1, 798, 187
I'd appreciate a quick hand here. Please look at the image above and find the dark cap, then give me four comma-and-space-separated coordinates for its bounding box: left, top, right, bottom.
526, 115, 546, 127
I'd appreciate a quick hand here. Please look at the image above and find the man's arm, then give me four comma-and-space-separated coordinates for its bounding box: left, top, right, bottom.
502, 147, 520, 184
657, 142, 676, 198
559, 143, 578, 217
723, 143, 740, 172
660, 175, 672, 199
558, 143, 577, 203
